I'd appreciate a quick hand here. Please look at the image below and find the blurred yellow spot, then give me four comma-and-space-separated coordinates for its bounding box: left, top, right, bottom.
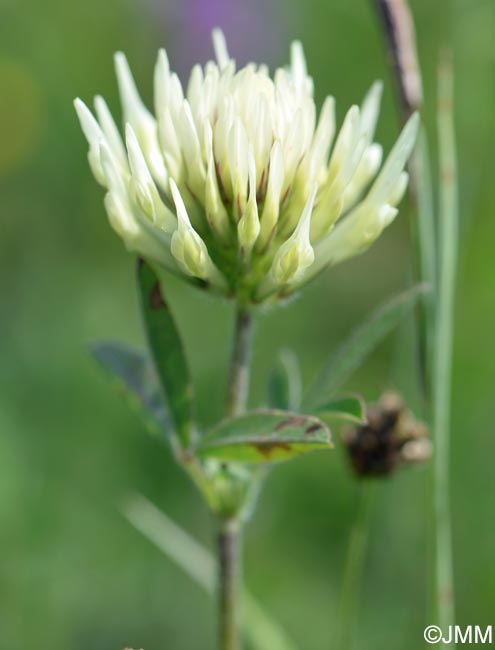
0, 58, 42, 175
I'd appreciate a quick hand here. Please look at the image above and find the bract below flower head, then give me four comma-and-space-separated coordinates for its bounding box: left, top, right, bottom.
75, 29, 419, 304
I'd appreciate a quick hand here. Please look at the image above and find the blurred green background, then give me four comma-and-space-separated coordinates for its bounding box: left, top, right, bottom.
1, 0, 494, 648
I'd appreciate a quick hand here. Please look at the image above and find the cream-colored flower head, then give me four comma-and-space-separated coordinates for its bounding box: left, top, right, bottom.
75, 29, 418, 303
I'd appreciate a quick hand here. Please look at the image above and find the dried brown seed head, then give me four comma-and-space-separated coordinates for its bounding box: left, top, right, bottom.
342, 391, 431, 478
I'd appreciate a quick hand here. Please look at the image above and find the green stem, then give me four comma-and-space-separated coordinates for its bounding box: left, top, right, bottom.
335, 484, 374, 650
218, 304, 254, 650
218, 519, 242, 650
226, 305, 253, 417
432, 53, 457, 635
121, 493, 299, 650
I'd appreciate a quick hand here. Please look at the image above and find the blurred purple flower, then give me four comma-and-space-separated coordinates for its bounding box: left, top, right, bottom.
145, 0, 287, 76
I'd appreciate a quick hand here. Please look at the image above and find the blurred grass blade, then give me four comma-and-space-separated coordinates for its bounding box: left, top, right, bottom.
334, 484, 375, 650
314, 394, 367, 425
137, 259, 195, 449
410, 127, 437, 395
197, 410, 332, 464
304, 284, 429, 407
90, 341, 169, 438
121, 493, 299, 650
414, 127, 437, 328
123, 493, 215, 591
432, 52, 457, 632
268, 349, 302, 411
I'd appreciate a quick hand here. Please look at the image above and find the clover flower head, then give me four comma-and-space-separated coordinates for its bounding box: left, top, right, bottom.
75, 29, 419, 303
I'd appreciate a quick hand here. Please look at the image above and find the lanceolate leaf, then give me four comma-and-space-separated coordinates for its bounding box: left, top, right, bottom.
90, 341, 169, 438
303, 284, 429, 407
196, 410, 332, 464
268, 349, 302, 411
137, 260, 194, 448
314, 394, 367, 425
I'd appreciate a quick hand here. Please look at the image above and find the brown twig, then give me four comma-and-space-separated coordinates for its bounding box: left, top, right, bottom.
374, 0, 423, 118
373, 0, 436, 404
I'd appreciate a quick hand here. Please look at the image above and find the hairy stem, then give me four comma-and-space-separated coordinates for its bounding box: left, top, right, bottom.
122, 493, 298, 650
227, 305, 253, 417
335, 485, 374, 650
217, 304, 254, 650
218, 519, 243, 650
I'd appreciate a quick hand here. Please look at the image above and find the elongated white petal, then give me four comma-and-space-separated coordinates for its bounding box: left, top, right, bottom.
114, 52, 150, 124
212, 28, 231, 70
326, 105, 360, 184
187, 64, 204, 121
310, 106, 362, 239
389, 171, 409, 206
94, 95, 128, 171
250, 94, 273, 183
342, 143, 383, 211
271, 184, 316, 285
359, 81, 383, 143
238, 151, 260, 254
170, 179, 195, 230
104, 192, 177, 271
74, 98, 106, 185
204, 120, 231, 242
169, 179, 212, 279
74, 98, 102, 146
257, 140, 284, 251
205, 154, 231, 242
308, 96, 336, 179
201, 65, 220, 125
125, 124, 176, 232
168, 73, 185, 120
281, 109, 306, 195
367, 112, 419, 207
310, 192, 344, 241
101, 140, 174, 266
228, 118, 249, 217
126, 124, 151, 185
115, 52, 168, 190
99, 140, 127, 198
291, 40, 307, 90
157, 107, 183, 181
378, 204, 399, 227
104, 191, 137, 236
153, 48, 171, 118
341, 133, 367, 187
310, 200, 398, 276
177, 99, 206, 197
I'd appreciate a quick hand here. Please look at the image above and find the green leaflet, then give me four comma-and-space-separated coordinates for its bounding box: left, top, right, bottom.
267, 349, 302, 411
90, 341, 169, 438
314, 394, 367, 424
137, 260, 195, 448
197, 410, 332, 464
304, 284, 429, 407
